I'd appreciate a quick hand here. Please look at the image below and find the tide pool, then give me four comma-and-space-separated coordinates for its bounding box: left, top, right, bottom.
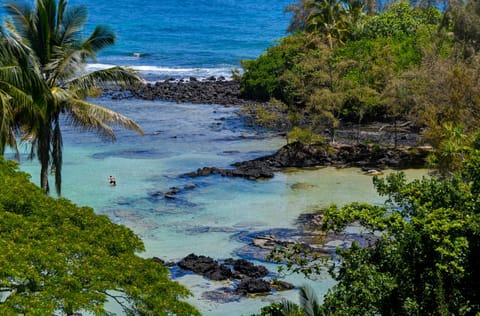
12, 98, 427, 315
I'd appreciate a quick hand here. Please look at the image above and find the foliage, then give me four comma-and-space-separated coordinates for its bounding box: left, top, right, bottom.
0, 30, 45, 159
0, 157, 199, 315
243, 99, 289, 129
265, 157, 480, 315
286, 0, 367, 47
2, 0, 144, 195
240, 2, 443, 136
240, 0, 480, 157
287, 126, 326, 145
444, 0, 480, 58
240, 33, 310, 101
254, 285, 320, 316
360, 2, 442, 39
399, 54, 480, 175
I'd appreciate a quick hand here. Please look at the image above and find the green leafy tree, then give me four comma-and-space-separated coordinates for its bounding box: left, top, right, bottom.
3, 0, 144, 195
441, 0, 480, 58
0, 157, 199, 315
267, 156, 480, 315
240, 33, 309, 102
360, 1, 441, 39
410, 56, 480, 156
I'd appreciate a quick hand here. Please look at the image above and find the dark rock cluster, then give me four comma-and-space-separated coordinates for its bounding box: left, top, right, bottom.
148, 184, 196, 200
177, 253, 293, 295
184, 141, 432, 180
129, 77, 253, 105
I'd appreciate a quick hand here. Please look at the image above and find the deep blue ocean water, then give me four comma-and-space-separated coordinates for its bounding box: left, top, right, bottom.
68, 0, 292, 80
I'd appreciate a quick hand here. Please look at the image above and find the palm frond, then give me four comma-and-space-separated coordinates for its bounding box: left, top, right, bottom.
58, 5, 88, 45
0, 80, 35, 114
0, 65, 27, 88
67, 66, 142, 92
299, 285, 322, 316
34, 0, 54, 64
0, 91, 14, 155
46, 46, 86, 85
279, 298, 303, 315
56, 0, 67, 35
65, 98, 144, 140
4, 2, 34, 40
82, 25, 116, 57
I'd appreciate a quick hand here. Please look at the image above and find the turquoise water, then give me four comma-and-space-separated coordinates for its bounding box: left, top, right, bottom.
10, 99, 427, 315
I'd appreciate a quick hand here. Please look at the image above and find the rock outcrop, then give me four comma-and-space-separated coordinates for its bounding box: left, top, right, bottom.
129, 78, 251, 105
184, 142, 432, 180
176, 253, 293, 296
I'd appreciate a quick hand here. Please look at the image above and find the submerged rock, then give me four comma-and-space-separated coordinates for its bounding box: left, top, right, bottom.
236, 278, 271, 295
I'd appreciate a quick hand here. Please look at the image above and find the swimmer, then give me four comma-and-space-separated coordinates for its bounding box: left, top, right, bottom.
109, 176, 116, 186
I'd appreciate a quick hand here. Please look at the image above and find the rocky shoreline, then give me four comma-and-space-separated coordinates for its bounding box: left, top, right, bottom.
123, 77, 254, 106
183, 141, 432, 181
154, 253, 294, 299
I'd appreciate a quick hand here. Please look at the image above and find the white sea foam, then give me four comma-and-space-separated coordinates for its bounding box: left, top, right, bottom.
86, 63, 236, 81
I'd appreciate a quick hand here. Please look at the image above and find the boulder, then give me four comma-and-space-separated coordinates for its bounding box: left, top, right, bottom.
178, 254, 232, 281
235, 278, 271, 295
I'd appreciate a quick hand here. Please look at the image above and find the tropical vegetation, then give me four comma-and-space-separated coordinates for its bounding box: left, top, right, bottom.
260, 137, 480, 315
0, 157, 199, 315
1, 0, 144, 196
240, 0, 480, 175
2, 0, 480, 314
0, 1, 198, 314
243, 0, 480, 315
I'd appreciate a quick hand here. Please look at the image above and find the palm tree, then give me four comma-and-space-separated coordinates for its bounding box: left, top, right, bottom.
262, 285, 322, 316
286, 0, 366, 48
0, 28, 46, 159
305, 0, 346, 48
3, 0, 144, 195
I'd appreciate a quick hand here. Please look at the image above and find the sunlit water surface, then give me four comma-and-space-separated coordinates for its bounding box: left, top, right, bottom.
11, 98, 427, 315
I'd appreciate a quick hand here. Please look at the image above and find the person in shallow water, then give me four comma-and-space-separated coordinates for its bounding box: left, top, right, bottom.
109, 176, 116, 186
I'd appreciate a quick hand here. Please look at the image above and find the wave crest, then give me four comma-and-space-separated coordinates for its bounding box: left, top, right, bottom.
87, 63, 236, 81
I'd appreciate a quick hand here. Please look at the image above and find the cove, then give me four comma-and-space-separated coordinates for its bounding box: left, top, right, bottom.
12, 98, 427, 315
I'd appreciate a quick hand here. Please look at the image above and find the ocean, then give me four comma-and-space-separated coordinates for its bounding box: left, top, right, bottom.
68, 0, 293, 81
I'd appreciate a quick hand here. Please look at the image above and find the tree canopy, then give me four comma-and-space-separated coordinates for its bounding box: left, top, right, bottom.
0, 157, 199, 315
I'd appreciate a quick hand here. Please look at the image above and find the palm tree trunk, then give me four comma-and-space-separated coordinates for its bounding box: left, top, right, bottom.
52, 115, 62, 196
38, 122, 51, 194
367, 0, 376, 15
40, 159, 50, 194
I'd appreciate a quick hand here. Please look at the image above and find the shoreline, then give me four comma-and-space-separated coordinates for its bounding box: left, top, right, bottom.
106, 77, 254, 106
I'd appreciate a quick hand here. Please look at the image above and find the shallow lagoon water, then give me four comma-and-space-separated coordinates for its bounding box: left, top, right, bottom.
12, 98, 427, 315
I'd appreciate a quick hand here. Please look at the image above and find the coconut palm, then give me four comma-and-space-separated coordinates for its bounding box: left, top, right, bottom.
306, 0, 347, 48
0, 28, 46, 159
286, 0, 366, 48
3, 0, 144, 195
261, 285, 322, 316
